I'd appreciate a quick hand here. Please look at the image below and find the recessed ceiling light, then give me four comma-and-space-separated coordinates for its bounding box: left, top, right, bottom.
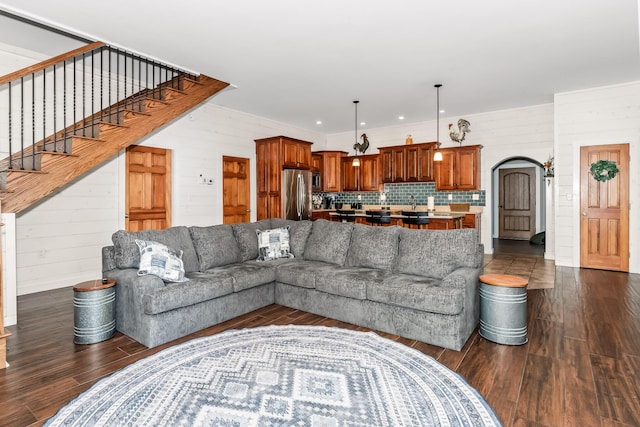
439, 109, 445, 114
398, 116, 405, 120
316, 120, 322, 125
360, 122, 366, 126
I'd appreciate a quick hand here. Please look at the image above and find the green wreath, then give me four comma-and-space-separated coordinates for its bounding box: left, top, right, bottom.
590, 160, 619, 182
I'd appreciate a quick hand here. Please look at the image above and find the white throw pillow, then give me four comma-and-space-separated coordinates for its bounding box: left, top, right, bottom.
256, 227, 294, 261
135, 239, 189, 282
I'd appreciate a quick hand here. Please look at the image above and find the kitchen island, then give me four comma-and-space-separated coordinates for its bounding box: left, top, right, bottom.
325, 209, 466, 229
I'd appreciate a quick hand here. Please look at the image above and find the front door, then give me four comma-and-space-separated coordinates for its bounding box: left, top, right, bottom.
580, 144, 629, 271
125, 146, 172, 231
499, 167, 536, 240
223, 156, 251, 224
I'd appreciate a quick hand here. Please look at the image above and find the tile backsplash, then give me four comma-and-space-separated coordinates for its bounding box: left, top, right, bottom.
315, 182, 485, 207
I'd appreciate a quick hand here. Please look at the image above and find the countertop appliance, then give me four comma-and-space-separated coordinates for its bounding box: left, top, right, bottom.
282, 169, 312, 220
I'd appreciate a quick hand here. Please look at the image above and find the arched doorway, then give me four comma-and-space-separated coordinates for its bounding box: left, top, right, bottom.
491, 157, 547, 255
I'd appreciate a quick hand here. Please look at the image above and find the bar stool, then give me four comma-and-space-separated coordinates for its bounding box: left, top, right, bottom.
335, 209, 357, 223
401, 211, 429, 229
365, 210, 391, 226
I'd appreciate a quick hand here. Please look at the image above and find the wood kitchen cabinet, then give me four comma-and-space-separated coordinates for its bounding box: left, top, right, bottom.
341, 154, 381, 192
282, 137, 312, 169
380, 142, 436, 183
255, 136, 314, 220
313, 150, 347, 192
435, 145, 482, 191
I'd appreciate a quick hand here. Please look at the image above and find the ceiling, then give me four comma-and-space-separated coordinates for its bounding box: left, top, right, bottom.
1, 0, 639, 133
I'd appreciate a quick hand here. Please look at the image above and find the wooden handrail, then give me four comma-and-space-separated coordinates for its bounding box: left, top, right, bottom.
0, 41, 105, 86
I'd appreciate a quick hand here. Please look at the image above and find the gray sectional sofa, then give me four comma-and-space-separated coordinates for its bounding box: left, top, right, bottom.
102, 219, 484, 351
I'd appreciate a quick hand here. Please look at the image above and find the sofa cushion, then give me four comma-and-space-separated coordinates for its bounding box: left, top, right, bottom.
143, 273, 234, 315
274, 259, 331, 289
346, 224, 399, 271
303, 219, 353, 266
315, 267, 387, 300
135, 240, 188, 283
256, 227, 294, 261
395, 228, 479, 279
112, 226, 199, 273
204, 261, 277, 292
232, 220, 273, 262
369, 274, 464, 315
189, 225, 242, 271
270, 219, 313, 257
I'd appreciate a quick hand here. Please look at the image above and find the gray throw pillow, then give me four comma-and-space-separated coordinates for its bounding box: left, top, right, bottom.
303, 219, 353, 266
111, 226, 199, 273
346, 224, 399, 271
395, 228, 479, 279
232, 220, 273, 261
270, 219, 313, 257
189, 224, 242, 271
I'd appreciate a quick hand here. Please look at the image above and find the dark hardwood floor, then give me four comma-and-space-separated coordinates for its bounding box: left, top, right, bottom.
2, 261, 639, 426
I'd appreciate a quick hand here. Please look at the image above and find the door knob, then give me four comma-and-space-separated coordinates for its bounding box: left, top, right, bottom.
582, 211, 587, 216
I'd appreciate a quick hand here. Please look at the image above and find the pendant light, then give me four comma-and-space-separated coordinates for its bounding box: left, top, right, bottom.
352, 100, 361, 167
433, 84, 443, 162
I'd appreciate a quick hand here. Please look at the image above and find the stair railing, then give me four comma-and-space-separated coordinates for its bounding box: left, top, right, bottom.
0, 41, 197, 171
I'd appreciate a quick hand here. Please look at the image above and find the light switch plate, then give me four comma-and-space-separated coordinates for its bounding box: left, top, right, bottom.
472, 193, 480, 200
448, 194, 453, 201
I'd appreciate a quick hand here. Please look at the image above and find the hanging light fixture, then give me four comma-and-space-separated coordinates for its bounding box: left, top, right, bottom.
433, 84, 443, 162
352, 100, 361, 167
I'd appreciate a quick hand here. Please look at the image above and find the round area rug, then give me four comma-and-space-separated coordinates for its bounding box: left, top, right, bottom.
46, 325, 501, 426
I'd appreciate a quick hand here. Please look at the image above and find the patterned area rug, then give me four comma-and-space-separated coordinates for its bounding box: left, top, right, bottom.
46, 325, 501, 426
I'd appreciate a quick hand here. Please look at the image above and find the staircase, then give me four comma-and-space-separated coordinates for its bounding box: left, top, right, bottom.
0, 41, 229, 368
0, 41, 229, 214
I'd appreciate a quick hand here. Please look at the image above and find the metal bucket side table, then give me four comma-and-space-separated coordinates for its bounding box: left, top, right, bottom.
73, 279, 116, 344
479, 274, 528, 345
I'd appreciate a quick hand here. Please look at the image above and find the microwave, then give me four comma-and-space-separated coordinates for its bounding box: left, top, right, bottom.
311, 171, 321, 191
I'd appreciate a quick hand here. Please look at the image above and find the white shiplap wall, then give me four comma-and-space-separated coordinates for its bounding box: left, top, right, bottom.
12, 101, 325, 299
554, 81, 640, 272
325, 104, 555, 253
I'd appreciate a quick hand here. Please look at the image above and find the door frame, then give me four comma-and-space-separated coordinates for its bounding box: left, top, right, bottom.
491, 157, 546, 251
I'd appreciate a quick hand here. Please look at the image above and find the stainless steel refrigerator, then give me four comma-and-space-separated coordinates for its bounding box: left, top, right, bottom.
282, 169, 312, 220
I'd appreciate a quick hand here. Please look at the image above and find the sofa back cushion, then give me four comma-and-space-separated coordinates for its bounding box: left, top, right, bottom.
231, 219, 273, 261
189, 224, 242, 271
270, 219, 313, 258
346, 224, 399, 271
303, 219, 353, 266
395, 228, 480, 279
111, 226, 199, 273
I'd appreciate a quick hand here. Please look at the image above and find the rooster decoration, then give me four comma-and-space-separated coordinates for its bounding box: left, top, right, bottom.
449, 119, 471, 144
353, 133, 370, 154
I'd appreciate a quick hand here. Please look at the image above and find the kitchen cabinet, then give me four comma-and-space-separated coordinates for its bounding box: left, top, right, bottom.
313, 150, 347, 192
380, 142, 436, 183
427, 216, 464, 230
311, 154, 322, 172
282, 137, 312, 169
462, 212, 482, 242
341, 154, 381, 192
255, 136, 314, 220
435, 145, 482, 191
311, 211, 331, 221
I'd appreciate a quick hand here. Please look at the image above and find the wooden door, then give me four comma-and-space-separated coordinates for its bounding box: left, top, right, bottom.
499, 167, 535, 240
580, 144, 629, 271
125, 146, 171, 232
392, 147, 406, 182
223, 156, 251, 224
322, 151, 344, 192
